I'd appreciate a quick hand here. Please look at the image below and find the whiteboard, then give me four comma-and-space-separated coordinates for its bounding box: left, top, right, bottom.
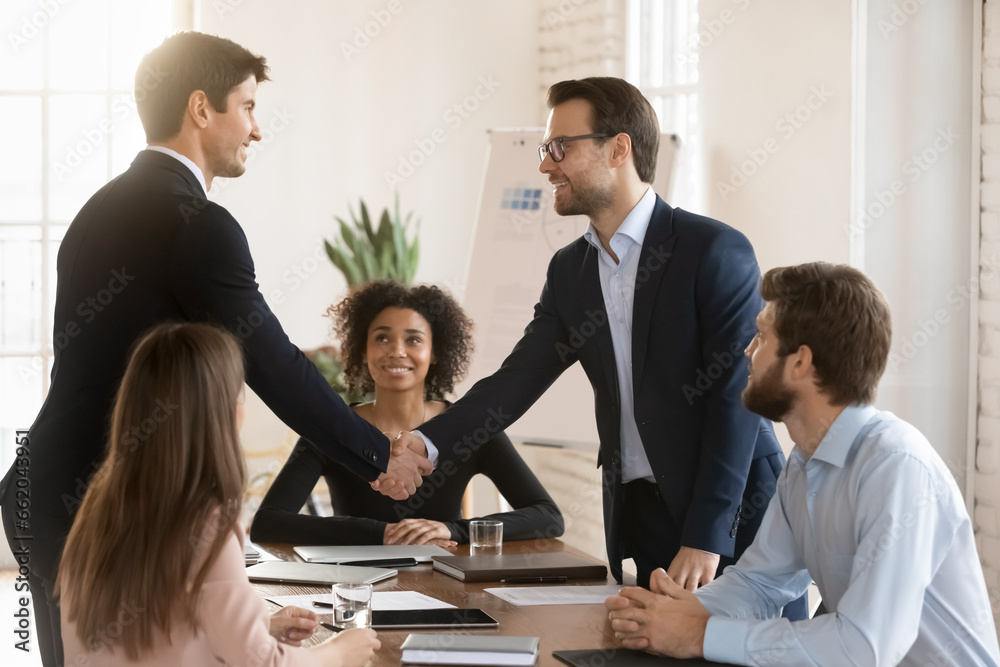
458, 128, 679, 451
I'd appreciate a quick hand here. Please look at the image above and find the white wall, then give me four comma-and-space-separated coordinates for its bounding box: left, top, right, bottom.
700, 0, 975, 484
698, 0, 852, 452
193, 0, 542, 451
858, 0, 974, 500
699, 0, 852, 276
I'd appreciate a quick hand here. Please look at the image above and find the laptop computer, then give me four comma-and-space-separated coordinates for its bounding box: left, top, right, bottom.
294, 544, 451, 564
245, 561, 397, 586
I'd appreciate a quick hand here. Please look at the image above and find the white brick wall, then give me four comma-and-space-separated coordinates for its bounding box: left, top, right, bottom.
979, 0, 1000, 632
538, 0, 627, 114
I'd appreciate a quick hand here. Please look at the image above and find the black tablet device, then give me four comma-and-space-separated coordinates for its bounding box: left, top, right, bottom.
329, 608, 498, 630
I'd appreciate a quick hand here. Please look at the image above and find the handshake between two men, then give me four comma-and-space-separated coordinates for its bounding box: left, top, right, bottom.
369, 431, 432, 500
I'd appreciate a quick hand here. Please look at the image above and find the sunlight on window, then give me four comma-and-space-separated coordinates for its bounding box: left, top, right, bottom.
0, 226, 43, 349
111, 0, 173, 90
627, 0, 701, 211
49, 0, 110, 91
0, 97, 41, 221
0, 0, 177, 447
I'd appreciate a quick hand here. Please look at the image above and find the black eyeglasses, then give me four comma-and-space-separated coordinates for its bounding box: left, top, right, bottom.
538, 133, 609, 163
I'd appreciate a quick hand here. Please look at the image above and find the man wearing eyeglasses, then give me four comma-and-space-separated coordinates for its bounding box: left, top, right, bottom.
397, 77, 802, 617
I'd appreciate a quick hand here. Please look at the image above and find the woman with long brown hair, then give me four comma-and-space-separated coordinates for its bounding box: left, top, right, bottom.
56, 323, 379, 666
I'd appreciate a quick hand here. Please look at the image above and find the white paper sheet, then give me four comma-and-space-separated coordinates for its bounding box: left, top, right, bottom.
484, 584, 622, 606
265, 591, 456, 611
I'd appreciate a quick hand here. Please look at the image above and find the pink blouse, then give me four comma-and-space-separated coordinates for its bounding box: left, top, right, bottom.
61, 523, 320, 667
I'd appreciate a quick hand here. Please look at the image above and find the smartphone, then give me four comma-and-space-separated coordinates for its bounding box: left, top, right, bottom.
330, 608, 499, 629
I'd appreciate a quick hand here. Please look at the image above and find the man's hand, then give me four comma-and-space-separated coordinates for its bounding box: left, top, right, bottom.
269, 606, 318, 646
605, 568, 710, 658
666, 546, 720, 591
384, 519, 457, 547
370, 431, 432, 500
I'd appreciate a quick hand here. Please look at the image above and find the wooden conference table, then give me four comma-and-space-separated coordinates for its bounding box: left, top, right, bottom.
253, 538, 624, 667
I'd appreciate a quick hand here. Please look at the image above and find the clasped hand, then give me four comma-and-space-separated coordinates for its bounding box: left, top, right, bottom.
370, 430, 433, 500
605, 568, 711, 658
384, 518, 457, 547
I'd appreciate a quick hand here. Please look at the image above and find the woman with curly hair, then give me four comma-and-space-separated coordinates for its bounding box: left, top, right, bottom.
251, 281, 564, 547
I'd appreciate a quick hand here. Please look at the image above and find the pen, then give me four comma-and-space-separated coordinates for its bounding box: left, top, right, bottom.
339, 558, 418, 568
499, 576, 568, 584
312, 601, 333, 608
320, 621, 342, 633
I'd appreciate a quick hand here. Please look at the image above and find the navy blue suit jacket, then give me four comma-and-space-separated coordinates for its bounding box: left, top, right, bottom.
419, 196, 781, 579
1, 150, 389, 579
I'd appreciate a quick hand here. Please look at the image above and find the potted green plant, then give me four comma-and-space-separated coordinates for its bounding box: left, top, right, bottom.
324, 193, 420, 286
304, 194, 420, 400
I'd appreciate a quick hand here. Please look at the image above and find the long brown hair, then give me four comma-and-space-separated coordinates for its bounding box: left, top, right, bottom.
56, 323, 247, 660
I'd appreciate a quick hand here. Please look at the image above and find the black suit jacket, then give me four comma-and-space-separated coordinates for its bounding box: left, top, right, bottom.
419, 196, 781, 578
2, 150, 388, 578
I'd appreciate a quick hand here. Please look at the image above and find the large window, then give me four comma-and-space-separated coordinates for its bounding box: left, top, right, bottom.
0, 0, 181, 468
626, 0, 700, 210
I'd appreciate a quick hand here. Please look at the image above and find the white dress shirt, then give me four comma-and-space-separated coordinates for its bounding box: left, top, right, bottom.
696, 404, 1000, 666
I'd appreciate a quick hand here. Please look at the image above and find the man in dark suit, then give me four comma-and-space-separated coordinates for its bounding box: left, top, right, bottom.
393, 79, 802, 616
0, 32, 430, 666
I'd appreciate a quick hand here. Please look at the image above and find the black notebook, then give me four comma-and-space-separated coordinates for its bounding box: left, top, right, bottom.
431, 552, 607, 583
554, 649, 739, 667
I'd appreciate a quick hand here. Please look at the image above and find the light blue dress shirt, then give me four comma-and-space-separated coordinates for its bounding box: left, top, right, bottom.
696, 405, 1000, 666
582, 185, 656, 483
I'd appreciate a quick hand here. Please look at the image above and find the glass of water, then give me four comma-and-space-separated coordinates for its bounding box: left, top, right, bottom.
332, 582, 372, 629
470, 520, 503, 556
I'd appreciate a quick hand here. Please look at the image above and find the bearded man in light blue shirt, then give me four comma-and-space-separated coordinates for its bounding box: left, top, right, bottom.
607, 262, 1000, 666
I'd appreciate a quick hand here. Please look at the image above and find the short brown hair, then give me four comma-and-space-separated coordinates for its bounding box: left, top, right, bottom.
328, 280, 473, 399
136, 31, 270, 142
546, 77, 660, 183
761, 262, 891, 405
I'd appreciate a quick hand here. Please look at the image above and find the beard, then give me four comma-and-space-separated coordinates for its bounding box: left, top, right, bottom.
742, 357, 796, 422
554, 178, 615, 218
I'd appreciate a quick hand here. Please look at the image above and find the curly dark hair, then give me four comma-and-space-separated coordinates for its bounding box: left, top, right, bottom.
328, 281, 474, 399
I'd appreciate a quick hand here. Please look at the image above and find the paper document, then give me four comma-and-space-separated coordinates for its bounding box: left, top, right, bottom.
266, 591, 456, 610
484, 584, 621, 606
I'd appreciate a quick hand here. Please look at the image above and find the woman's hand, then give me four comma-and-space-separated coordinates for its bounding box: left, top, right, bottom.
314, 628, 381, 667
269, 606, 319, 646
384, 519, 456, 546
